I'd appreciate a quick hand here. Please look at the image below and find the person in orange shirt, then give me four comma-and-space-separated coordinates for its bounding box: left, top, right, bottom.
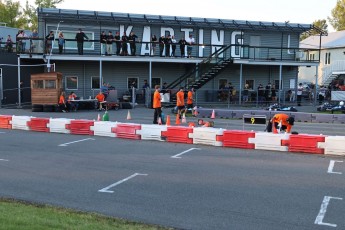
187, 87, 194, 115
58, 91, 67, 112
269, 113, 295, 133
153, 85, 162, 124
95, 91, 106, 110
176, 87, 185, 118
67, 91, 78, 111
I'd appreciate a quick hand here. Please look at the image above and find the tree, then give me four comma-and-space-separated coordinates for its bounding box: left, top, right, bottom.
0, 0, 25, 28
300, 19, 328, 41
35, 0, 64, 8
328, 0, 345, 31
22, 0, 38, 30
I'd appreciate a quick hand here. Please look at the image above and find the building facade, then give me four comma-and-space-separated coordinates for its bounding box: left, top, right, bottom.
15, 8, 322, 105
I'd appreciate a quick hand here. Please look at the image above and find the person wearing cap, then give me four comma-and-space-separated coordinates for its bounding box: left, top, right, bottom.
100, 31, 107, 56
268, 113, 295, 133
185, 34, 195, 58
106, 31, 113, 56
75, 28, 89, 55
153, 85, 162, 124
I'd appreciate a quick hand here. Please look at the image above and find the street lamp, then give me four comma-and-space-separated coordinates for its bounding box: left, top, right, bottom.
47, 21, 63, 72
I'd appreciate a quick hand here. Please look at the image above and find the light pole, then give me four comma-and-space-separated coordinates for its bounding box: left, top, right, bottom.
47, 21, 63, 72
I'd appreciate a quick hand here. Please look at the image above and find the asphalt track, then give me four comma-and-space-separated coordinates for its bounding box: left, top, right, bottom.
0, 108, 344, 229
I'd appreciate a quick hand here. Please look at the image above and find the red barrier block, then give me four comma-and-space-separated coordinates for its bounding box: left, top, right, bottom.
288, 134, 325, 154
27, 117, 50, 132
0, 115, 12, 129
69, 120, 94, 135
161, 126, 193, 144
220, 130, 255, 149
111, 123, 141, 140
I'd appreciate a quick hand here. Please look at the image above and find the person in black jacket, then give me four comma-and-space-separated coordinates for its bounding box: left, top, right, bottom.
100, 31, 107, 55
121, 32, 128, 56
114, 31, 121, 56
179, 37, 186, 57
75, 28, 89, 55
159, 35, 165, 57
128, 32, 138, 56
165, 35, 172, 57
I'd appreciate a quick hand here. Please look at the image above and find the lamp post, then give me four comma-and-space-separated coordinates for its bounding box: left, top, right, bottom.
47, 21, 63, 72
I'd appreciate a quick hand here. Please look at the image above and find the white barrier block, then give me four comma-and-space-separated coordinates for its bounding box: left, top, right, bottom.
318, 136, 345, 156
136, 124, 167, 141
93, 121, 118, 137
48, 118, 73, 134
249, 132, 290, 151
189, 127, 224, 146
11, 115, 34, 131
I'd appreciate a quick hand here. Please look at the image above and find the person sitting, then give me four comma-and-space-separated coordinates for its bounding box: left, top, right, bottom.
67, 91, 78, 111
267, 113, 295, 134
95, 91, 106, 110
58, 91, 68, 112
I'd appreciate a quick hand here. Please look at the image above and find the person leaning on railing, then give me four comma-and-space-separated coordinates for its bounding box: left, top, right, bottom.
5, 35, 13, 53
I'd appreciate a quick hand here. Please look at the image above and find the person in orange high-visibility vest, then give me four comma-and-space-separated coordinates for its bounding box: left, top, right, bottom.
270, 113, 295, 133
176, 87, 185, 118
187, 87, 194, 115
58, 91, 68, 112
153, 85, 162, 124
95, 91, 106, 110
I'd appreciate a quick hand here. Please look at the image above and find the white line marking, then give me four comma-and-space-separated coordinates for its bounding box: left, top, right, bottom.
0, 132, 5, 134
315, 196, 343, 227
58, 138, 95, 147
171, 148, 201, 159
0, 159, 9, 162
327, 160, 343, 175
98, 173, 148, 193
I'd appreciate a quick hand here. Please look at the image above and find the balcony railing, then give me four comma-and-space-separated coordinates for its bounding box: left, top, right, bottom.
1, 37, 320, 63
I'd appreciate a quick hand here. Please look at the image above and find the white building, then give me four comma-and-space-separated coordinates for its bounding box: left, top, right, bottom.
299, 30, 345, 86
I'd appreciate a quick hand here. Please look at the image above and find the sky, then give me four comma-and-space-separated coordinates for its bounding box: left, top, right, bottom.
18, 0, 337, 31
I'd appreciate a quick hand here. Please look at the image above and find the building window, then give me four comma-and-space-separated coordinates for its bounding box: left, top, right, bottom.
309, 53, 315, 61
65, 76, 78, 90
219, 79, 228, 89
91, 76, 100, 89
128, 77, 138, 90
151, 78, 161, 88
245, 79, 254, 90
45, 80, 56, 89
325, 52, 331, 65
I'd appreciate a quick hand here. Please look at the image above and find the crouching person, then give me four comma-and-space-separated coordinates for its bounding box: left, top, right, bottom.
266, 113, 295, 133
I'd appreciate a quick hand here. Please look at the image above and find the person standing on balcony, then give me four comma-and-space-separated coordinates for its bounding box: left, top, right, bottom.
45, 31, 54, 54
75, 28, 89, 55
171, 35, 177, 57
159, 35, 165, 57
185, 34, 195, 58
128, 32, 138, 56
121, 32, 128, 56
179, 37, 186, 57
114, 31, 121, 56
5, 35, 13, 53
164, 34, 172, 57
151, 34, 157, 56
58, 31, 65, 54
100, 31, 107, 56
30, 29, 39, 53
297, 83, 303, 106
106, 31, 113, 56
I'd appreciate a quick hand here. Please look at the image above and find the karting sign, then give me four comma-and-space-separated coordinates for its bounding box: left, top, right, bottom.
243, 114, 267, 125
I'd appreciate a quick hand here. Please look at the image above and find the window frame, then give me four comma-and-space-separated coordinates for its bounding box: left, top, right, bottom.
91, 76, 100, 89
65, 76, 78, 90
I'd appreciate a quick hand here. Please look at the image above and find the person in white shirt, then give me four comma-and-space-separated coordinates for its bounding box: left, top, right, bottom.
297, 83, 303, 106
185, 34, 195, 58
171, 35, 177, 57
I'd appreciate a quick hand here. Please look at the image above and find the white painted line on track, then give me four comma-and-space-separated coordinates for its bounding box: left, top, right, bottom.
315, 196, 343, 228
0, 159, 9, 162
98, 173, 148, 193
327, 160, 343, 175
0, 132, 5, 134
171, 148, 201, 159
58, 138, 95, 147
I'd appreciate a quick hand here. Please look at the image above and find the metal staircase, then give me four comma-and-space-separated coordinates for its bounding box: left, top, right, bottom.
320, 60, 345, 85
165, 45, 232, 91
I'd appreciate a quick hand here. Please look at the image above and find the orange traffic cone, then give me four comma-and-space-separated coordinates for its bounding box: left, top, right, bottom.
166, 115, 171, 126
127, 110, 132, 120
175, 114, 181, 125
182, 113, 187, 123
97, 113, 101, 121
211, 109, 215, 119
158, 117, 162, 125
